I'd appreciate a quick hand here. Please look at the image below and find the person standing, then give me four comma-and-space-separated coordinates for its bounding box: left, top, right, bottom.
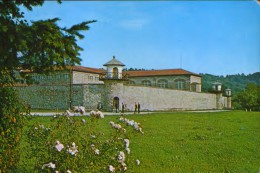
115, 103, 119, 113
121, 102, 125, 114
134, 102, 137, 114
137, 102, 140, 114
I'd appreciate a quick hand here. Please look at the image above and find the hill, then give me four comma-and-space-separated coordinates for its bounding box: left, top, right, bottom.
201, 72, 260, 96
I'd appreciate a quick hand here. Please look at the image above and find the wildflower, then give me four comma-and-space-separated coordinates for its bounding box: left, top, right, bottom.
126, 147, 130, 154
90, 134, 96, 139
109, 165, 115, 172
124, 139, 130, 148
34, 127, 38, 130
67, 142, 78, 156
66, 170, 72, 173
136, 159, 140, 165
82, 119, 86, 123
121, 162, 127, 171
94, 149, 100, 155
118, 151, 125, 163
55, 171, 59, 173
91, 144, 100, 155
119, 117, 125, 122
122, 128, 126, 133
96, 110, 104, 118
42, 162, 56, 169
55, 140, 64, 152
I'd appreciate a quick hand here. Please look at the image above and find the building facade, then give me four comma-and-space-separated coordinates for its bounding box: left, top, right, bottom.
14, 56, 231, 111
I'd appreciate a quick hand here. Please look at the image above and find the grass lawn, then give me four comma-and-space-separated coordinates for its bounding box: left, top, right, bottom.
19, 111, 260, 172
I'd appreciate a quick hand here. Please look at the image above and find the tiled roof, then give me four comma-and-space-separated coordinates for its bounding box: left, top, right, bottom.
103, 56, 125, 66
72, 66, 105, 74
124, 69, 201, 77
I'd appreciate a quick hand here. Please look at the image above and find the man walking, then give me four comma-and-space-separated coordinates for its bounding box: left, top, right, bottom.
137, 102, 140, 114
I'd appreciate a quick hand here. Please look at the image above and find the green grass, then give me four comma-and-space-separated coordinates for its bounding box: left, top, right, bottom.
19, 111, 260, 173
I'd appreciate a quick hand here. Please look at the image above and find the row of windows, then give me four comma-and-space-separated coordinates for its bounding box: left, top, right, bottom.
88, 76, 99, 81
129, 79, 188, 89
31, 74, 69, 81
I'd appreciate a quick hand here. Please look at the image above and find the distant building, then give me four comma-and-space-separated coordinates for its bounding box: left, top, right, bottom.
14, 56, 231, 111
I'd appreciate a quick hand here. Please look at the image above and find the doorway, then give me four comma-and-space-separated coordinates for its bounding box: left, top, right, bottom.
113, 97, 119, 112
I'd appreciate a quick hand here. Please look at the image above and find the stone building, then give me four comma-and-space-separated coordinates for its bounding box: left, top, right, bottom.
14, 56, 231, 111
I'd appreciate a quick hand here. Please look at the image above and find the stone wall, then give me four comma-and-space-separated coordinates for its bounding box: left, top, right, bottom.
14, 84, 84, 110
108, 84, 227, 111
14, 81, 229, 111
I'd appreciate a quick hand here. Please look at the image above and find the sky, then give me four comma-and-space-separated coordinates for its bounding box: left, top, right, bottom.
22, 1, 260, 76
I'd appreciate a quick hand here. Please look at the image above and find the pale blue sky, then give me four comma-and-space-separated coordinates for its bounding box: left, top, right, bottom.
22, 1, 260, 75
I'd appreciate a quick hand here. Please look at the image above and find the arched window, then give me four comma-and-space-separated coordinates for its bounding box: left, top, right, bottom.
112, 67, 118, 79
142, 80, 151, 86
175, 79, 186, 90
157, 79, 168, 88
128, 80, 135, 85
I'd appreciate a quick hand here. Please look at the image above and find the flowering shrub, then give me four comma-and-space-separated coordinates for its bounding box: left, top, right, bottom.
25, 113, 143, 172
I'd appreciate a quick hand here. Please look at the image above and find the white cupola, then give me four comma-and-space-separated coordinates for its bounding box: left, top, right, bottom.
103, 56, 125, 79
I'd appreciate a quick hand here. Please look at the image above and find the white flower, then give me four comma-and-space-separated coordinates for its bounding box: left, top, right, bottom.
55, 140, 64, 152
34, 127, 38, 130
109, 165, 115, 172
96, 111, 104, 118
122, 128, 126, 133
90, 110, 97, 117
136, 159, 140, 165
67, 142, 78, 156
121, 162, 127, 171
118, 151, 125, 163
55, 171, 59, 173
126, 147, 130, 154
42, 162, 56, 169
66, 170, 72, 173
95, 149, 100, 155
82, 119, 86, 123
124, 139, 130, 148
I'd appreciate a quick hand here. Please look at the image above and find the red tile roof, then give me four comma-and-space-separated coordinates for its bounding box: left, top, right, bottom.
124, 69, 201, 77
72, 66, 105, 74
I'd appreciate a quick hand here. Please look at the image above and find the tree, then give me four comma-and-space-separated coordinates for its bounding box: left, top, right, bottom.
0, 0, 96, 171
233, 83, 260, 111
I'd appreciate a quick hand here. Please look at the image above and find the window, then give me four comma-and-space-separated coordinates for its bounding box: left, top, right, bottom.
128, 80, 135, 85
157, 79, 168, 88
88, 76, 93, 81
63, 74, 69, 79
95, 76, 99, 81
142, 80, 151, 86
175, 79, 186, 90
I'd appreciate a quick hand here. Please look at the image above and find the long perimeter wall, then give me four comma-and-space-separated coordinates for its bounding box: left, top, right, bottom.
112, 85, 220, 111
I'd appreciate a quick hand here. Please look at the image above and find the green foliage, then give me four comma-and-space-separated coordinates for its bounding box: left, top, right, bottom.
201, 72, 260, 96
0, 0, 96, 86
0, 87, 25, 172
233, 83, 260, 111
18, 112, 260, 172
0, 0, 96, 171
20, 115, 143, 172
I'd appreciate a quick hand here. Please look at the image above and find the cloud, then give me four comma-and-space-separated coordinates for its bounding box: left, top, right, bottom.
119, 18, 150, 30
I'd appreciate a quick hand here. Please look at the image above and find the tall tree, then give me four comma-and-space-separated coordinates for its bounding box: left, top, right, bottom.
0, 0, 96, 171
0, 0, 96, 85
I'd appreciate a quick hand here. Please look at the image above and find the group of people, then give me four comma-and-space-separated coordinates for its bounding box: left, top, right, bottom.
113, 102, 141, 114
134, 102, 141, 114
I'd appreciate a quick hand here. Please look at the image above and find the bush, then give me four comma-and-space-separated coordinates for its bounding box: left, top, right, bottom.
23, 114, 143, 172
0, 87, 25, 172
